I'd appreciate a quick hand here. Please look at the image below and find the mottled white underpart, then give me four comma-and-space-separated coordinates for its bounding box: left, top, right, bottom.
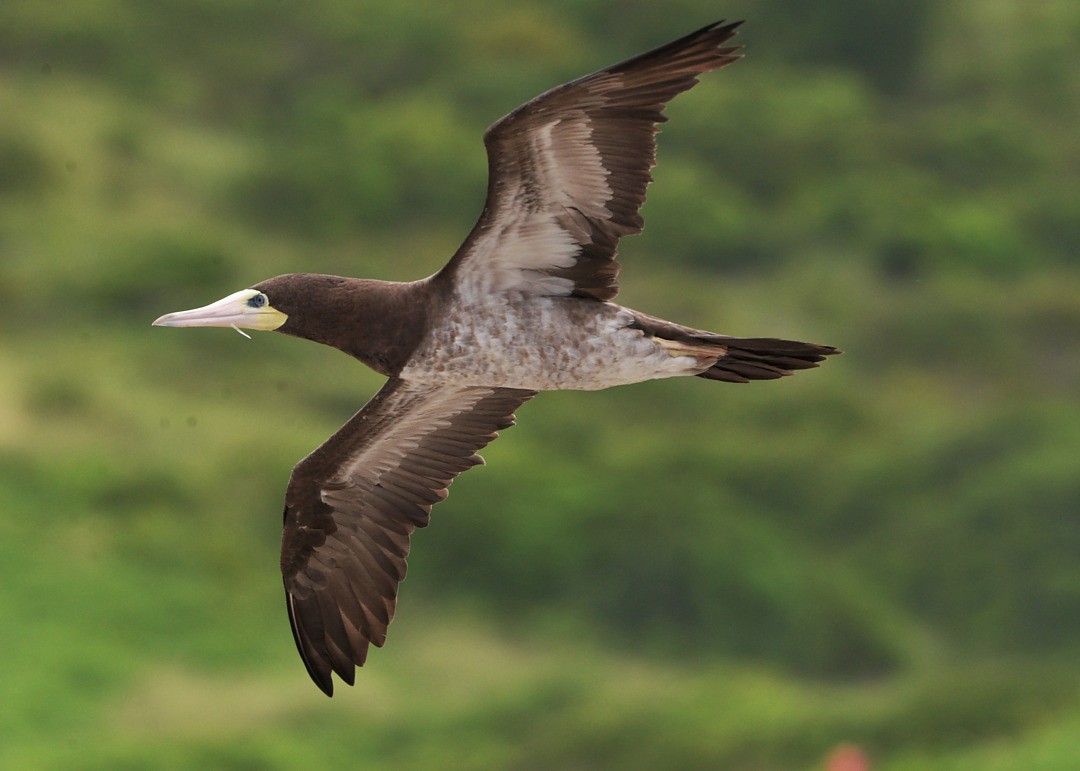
401, 294, 706, 391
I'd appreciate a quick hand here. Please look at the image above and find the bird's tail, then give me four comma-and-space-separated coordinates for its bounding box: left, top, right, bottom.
693, 336, 840, 382
630, 311, 841, 383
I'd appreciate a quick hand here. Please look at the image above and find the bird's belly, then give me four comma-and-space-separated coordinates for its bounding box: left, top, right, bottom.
398, 296, 700, 390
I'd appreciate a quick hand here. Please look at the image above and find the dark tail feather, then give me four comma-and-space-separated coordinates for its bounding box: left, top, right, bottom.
697, 337, 841, 383
628, 311, 840, 383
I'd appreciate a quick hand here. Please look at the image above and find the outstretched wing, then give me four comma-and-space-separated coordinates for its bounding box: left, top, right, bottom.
280, 377, 536, 695
442, 20, 743, 302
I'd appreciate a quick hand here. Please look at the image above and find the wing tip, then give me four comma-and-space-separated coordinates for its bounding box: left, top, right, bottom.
704, 19, 746, 36
700, 19, 746, 62
315, 676, 335, 698
687, 19, 746, 64
285, 586, 339, 697
681, 19, 745, 45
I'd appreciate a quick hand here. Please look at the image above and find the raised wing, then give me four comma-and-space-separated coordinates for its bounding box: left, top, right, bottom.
442, 20, 743, 302
280, 377, 536, 695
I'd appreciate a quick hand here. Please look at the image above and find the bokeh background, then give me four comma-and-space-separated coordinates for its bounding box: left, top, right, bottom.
2, 1, 1079, 768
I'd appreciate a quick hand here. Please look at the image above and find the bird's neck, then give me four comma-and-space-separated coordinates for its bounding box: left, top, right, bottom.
280, 276, 437, 377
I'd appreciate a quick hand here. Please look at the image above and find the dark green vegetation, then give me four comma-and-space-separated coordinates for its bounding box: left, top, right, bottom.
2, 0, 1078, 768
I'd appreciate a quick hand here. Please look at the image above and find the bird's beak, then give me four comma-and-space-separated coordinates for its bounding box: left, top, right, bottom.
152, 289, 287, 331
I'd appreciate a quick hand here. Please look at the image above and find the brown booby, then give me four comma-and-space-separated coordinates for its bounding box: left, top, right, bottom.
153, 20, 839, 696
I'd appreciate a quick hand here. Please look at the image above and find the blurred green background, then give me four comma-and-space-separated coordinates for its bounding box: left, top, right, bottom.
2, 0, 1078, 768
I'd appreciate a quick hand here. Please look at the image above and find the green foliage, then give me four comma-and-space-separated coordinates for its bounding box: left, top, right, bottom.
2, 1, 1079, 768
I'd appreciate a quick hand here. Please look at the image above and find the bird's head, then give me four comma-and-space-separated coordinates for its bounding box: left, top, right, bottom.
152, 282, 291, 337
153, 273, 422, 375
152, 273, 370, 342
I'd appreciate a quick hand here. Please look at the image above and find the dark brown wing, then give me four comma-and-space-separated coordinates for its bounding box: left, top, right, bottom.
442, 20, 743, 302
280, 377, 536, 696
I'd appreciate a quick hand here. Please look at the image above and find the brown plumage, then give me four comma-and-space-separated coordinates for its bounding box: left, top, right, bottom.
152, 20, 840, 696
279, 380, 535, 687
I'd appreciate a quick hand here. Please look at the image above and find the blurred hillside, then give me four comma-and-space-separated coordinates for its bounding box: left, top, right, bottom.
1, 1, 1078, 769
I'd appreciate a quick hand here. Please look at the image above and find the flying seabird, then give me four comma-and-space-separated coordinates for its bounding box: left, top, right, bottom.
153, 20, 839, 696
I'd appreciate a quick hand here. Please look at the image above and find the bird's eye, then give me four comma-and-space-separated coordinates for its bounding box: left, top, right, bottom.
248, 293, 268, 308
